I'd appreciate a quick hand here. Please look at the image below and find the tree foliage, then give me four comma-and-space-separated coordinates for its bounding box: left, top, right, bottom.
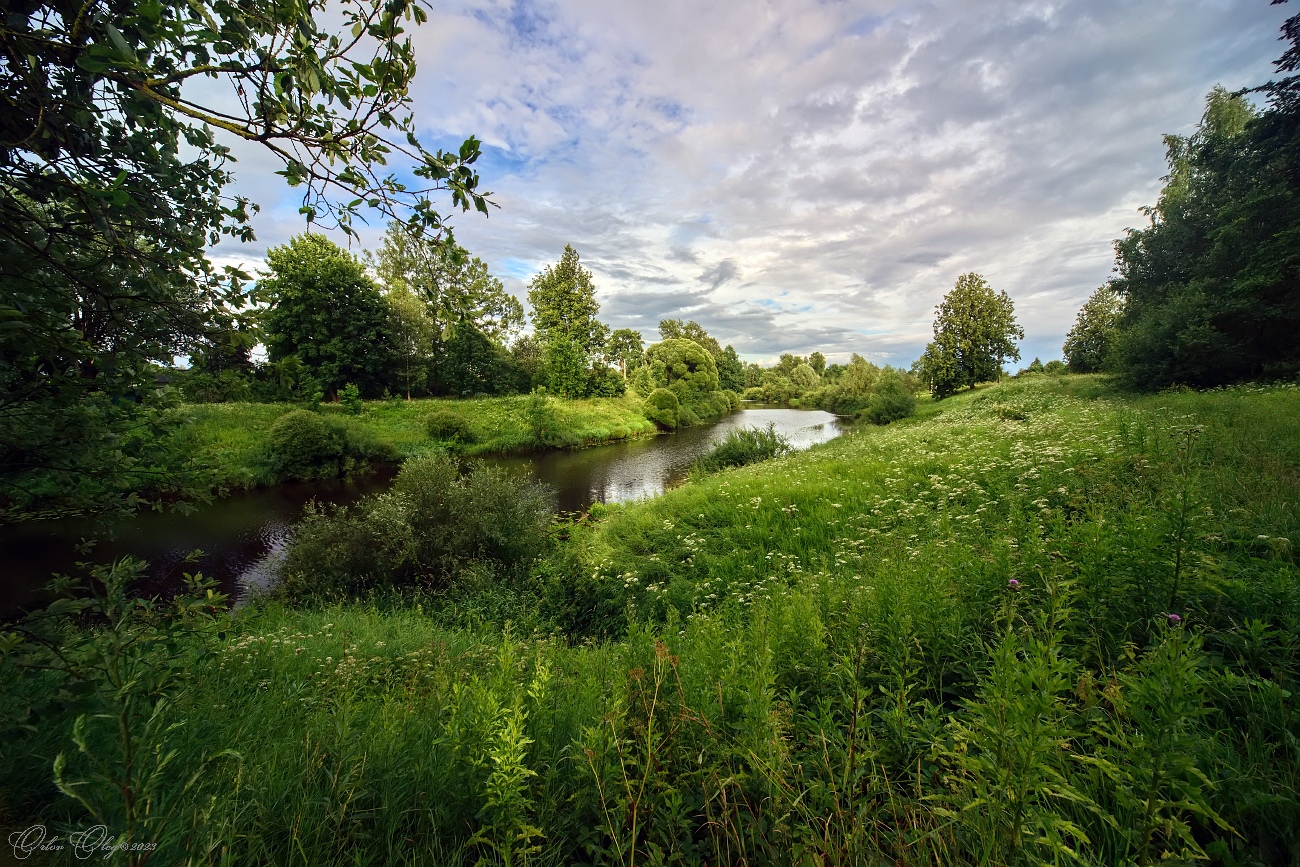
261, 234, 395, 398
919, 273, 1023, 398
370, 223, 523, 350
605, 328, 645, 377
527, 246, 608, 396
443, 320, 513, 397
1109, 82, 1300, 388
1063, 286, 1125, 373
634, 339, 720, 400
717, 345, 746, 393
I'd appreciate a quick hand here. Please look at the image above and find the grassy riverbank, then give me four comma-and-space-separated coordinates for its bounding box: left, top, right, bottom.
173, 393, 661, 489
3, 376, 1298, 864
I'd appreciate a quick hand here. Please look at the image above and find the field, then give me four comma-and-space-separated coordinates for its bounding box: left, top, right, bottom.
169, 394, 661, 489
2, 375, 1298, 865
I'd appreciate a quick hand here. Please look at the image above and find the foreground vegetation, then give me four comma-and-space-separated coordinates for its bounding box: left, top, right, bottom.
3, 375, 1297, 865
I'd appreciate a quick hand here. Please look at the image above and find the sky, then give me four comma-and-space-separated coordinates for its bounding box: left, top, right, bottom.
210, 0, 1293, 367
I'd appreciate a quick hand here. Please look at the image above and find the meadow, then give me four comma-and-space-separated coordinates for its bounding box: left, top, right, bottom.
168, 393, 661, 490
2, 375, 1297, 865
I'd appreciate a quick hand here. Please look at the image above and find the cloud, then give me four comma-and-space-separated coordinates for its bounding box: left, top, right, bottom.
209, 0, 1292, 366
697, 260, 740, 291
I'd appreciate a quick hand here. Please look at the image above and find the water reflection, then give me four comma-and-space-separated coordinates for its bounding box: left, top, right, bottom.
490, 407, 841, 513
1, 408, 842, 614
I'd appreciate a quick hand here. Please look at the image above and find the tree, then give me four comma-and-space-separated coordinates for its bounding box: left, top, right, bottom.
443, 319, 509, 397
385, 285, 436, 398
1063, 285, 1125, 373
369, 223, 522, 392
790, 363, 821, 392
1, 0, 491, 516
809, 351, 827, 375
510, 336, 545, 391
633, 338, 719, 401
658, 319, 722, 357
1109, 83, 1300, 387
527, 246, 608, 396
920, 273, 1023, 398
658, 318, 746, 391
718, 345, 746, 393
606, 329, 645, 377
262, 234, 395, 398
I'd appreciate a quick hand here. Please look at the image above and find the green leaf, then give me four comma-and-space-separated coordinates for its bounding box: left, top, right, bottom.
105, 24, 137, 61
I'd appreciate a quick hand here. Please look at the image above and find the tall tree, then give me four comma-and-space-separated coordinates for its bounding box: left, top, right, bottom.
920, 273, 1023, 398
527, 246, 608, 396
718, 345, 746, 392
443, 320, 509, 397
385, 285, 436, 398
369, 223, 522, 393
262, 234, 395, 398
1063, 285, 1125, 373
606, 329, 645, 377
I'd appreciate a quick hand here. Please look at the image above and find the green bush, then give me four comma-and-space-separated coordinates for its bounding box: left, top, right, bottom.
278, 453, 554, 599
525, 390, 560, 445
266, 409, 344, 478
340, 382, 363, 415
643, 388, 679, 429
696, 423, 790, 473
425, 408, 476, 443
860, 374, 917, 425
265, 408, 397, 481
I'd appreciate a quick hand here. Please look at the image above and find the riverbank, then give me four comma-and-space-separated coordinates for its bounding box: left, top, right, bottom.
172, 393, 663, 490
3, 376, 1297, 863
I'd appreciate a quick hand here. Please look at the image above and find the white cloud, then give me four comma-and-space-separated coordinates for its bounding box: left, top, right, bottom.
212, 0, 1291, 365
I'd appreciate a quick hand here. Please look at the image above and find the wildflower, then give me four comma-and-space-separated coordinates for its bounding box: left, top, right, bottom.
1008, 579, 1021, 590
1167, 613, 1182, 625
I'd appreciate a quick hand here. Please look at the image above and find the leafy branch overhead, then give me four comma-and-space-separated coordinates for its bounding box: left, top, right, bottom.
2, 0, 493, 238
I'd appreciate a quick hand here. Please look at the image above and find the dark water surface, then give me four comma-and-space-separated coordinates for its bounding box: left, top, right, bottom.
2, 407, 842, 615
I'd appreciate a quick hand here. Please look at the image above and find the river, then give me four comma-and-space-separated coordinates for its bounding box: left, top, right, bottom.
1, 407, 843, 616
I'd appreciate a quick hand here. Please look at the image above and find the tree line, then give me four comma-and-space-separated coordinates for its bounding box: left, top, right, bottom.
179, 234, 748, 409
1062, 11, 1300, 388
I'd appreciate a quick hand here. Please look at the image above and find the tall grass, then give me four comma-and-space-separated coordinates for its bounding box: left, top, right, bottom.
693, 423, 790, 473
2, 376, 1297, 864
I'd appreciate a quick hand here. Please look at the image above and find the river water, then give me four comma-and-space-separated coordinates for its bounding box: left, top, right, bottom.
1, 407, 842, 615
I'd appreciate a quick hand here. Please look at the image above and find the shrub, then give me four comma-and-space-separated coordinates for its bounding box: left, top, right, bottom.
175, 369, 251, 403
264, 408, 396, 481
425, 408, 476, 443
340, 382, 363, 415
587, 365, 626, 397
525, 390, 560, 445
696, 424, 790, 473
643, 388, 679, 429
266, 409, 344, 478
279, 453, 554, 599
860, 373, 916, 425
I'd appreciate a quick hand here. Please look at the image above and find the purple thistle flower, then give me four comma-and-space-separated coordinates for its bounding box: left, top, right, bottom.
1167, 613, 1182, 625
1008, 579, 1020, 589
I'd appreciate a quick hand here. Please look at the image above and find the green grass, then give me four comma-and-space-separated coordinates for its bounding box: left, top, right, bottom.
3, 375, 1298, 864
170, 394, 660, 490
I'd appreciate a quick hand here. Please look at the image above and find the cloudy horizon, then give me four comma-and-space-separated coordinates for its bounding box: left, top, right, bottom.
211, 0, 1292, 367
